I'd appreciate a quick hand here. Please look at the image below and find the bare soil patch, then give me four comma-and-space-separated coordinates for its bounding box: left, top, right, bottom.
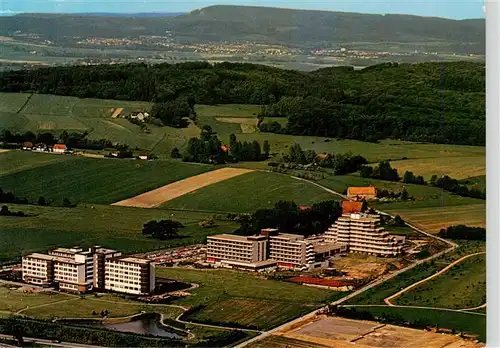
112, 167, 253, 208
111, 107, 124, 118
278, 316, 483, 348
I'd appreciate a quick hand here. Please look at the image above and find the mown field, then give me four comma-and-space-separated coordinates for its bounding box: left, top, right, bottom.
0, 152, 213, 205
0, 204, 238, 263
163, 171, 339, 213
349, 306, 486, 342
156, 268, 343, 330
395, 253, 486, 309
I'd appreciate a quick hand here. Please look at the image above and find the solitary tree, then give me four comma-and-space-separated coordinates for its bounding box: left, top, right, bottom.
263, 140, 270, 157
62, 197, 72, 208
142, 220, 184, 240
170, 147, 181, 159
37, 196, 46, 206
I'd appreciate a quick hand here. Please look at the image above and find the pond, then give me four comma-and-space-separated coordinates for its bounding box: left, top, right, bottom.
103, 316, 184, 339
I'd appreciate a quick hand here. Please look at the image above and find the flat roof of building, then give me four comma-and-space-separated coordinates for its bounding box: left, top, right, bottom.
270, 233, 305, 241
208, 234, 254, 242
221, 259, 277, 268
109, 257, 150, 265
24, 253, 84, 265
314, 243, 348, 254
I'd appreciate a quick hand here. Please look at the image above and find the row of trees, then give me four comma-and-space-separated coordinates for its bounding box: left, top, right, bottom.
0, 129, 130, 152
438, 225, 486, 241
180, 127, 269, 164
0, 205, 26, 217
0, 61, 485, 146
283, 143, 368, 175
360, 161, 400, 181
430, 175, 485, 200
235, 200, 342, 237
0, 188, 74, 208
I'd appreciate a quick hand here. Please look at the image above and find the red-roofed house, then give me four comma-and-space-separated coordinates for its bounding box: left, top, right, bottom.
220, 145, 229, 153
342, 201, 364, 214
52, 144, 67, 154
346, 186, 377, 201
299, 206, 312, 211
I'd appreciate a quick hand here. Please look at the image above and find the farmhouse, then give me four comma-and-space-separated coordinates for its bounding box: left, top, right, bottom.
138, 152, 148, 160
22, 141, 34, 150
52, 144, 67, 154
347, 186, 377, 201
22, 246, 155, 295
324, 213, 403, 257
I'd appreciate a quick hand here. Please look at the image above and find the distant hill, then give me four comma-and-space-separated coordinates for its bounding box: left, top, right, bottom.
0, 5, 485, 54
72, 12, 185, 18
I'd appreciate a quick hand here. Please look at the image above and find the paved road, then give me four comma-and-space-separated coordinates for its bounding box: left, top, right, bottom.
234, 178, 459, 348
384, 252, 486, 306
0, 334, 104, 348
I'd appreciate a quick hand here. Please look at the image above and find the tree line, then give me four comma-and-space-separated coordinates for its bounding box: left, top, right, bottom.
178, 128, 269, 164
0, 61, 484, 146
438, 225, 486, 241
235, 200, 342, 237
282, 143, 368, 175
0, 187, 74, 208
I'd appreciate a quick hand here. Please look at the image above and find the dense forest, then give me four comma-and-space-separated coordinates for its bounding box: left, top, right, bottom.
0, 61, 484, 145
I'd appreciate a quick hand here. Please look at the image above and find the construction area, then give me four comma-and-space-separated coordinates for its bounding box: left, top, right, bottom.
248, 315, 485, 348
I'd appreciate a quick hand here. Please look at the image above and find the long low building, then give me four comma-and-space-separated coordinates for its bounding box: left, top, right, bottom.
207, 228, 346, 270
22, 246, 155, 295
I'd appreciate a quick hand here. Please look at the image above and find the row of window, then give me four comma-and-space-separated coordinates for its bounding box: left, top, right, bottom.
107, 284, 140, 292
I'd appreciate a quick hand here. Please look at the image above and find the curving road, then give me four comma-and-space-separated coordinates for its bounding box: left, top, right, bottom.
234, 177, 460, 348
384, 252, 486, 306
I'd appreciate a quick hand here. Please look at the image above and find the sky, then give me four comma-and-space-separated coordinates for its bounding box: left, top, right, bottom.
0, 0, 486, 19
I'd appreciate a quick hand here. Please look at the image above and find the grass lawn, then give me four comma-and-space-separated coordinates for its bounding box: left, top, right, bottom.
388, 157, 485, 180
0, 92, 30, 113
163, 171, 339, 213
0, 284, 70, 313
195, 104, 261, 118
350, 306, 486, 342
21, 94, 80, 116
0, 155, 214, 204
156, 268, 343, 330
0, 204, 239, 263
22, 296, 183, 320
0, 151, 74, 176
395, 253, 486, 309
346, 241, 485, 306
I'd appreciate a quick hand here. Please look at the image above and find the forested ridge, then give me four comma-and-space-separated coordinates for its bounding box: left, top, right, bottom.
0, 61, 484, 145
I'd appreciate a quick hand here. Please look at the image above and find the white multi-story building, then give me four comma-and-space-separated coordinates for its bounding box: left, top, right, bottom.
268, 233, 315, 268
325, 213, 403, 257
104, 257, 155, 295
22, 246, 154, 295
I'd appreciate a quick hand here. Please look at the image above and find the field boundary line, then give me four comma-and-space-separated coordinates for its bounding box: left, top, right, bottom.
384, 251, 486, 306
15, 93, 33, 114
235, 176, 458, 348
16, 297, 80, 315
342, 304, 486, 316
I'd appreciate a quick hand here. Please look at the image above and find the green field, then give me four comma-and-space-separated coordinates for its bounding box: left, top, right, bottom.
317, 174, 485, 232
348, 306, 486, 342
0, 204, 238, 263
346, 241, 486, 306
0, 92, 30, 113
194, 104, 261, 118
163, 171, 339, 213
0, 285, 69, 313
22, 296, 184, 320
0, 151, 73, 176
395, 253, 486, 309
156, 268, 343, 330
0, 153, 213, 204
388, 156, 485, 180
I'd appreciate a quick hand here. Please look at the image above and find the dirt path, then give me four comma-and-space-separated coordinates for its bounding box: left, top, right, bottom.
384, 251, 486, 306
112, 167, 254, 208
343, 304, 486, 316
